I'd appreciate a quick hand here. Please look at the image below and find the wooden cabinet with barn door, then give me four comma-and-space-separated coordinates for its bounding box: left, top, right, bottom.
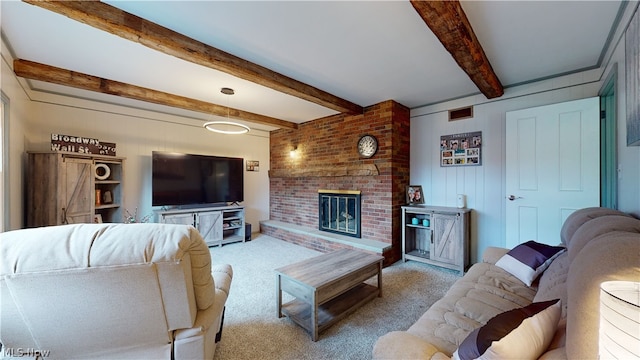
156, 206, 244, 247
401, 205, 470, 275
27, 152, 125, 227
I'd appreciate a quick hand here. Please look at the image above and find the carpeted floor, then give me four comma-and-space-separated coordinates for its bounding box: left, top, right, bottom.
210, 234, 459, 360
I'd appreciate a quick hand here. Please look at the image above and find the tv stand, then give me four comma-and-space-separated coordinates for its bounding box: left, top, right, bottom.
155, 205, 245, 247
168, 203, 228, 210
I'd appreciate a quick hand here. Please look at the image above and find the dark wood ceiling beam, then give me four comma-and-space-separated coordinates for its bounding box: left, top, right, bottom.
23, 0, 363, 115
410, 0, 504, 99
14, 59, 298, 130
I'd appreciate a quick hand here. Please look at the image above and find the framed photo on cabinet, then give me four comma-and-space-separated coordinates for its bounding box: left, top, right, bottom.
406, 185, 424, 205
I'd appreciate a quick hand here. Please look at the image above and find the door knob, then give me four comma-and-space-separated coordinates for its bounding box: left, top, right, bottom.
507, 195, 523, 201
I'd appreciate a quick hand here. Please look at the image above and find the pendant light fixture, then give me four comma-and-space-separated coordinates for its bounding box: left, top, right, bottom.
203, 87, 250, 134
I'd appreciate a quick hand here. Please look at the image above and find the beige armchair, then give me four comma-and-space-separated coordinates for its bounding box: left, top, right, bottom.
0, 223, 232, 359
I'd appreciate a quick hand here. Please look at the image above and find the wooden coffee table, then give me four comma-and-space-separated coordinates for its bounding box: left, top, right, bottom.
275, 249, 384, 341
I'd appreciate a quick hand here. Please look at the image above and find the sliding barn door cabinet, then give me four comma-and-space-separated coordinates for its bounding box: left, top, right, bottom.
27, 151, 125, 227
156, 206, 245, 247
402, 205, 471, 275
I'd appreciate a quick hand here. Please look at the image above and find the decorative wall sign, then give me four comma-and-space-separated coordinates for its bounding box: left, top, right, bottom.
51, 133, 99, 154
98, 142, 117, 156
246, 160, 260, 172
50, 134, 117, 156
440, 131, 482, 167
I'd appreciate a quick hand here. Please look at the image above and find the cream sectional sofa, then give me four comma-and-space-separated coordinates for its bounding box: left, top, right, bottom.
373, 207, 640, 359
0, 223, 232, 359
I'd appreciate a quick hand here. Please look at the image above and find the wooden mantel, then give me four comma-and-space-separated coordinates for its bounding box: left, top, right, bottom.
269, 164, 379, 178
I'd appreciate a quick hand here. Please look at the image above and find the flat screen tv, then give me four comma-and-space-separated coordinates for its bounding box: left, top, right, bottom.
152, 151, 244, 207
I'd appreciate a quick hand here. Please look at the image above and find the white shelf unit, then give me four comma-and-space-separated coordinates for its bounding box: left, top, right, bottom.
94, 157, 124, 222
156, 205, 245, 247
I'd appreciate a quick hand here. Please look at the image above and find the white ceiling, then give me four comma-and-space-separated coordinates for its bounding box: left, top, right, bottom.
1, 0, 623, 131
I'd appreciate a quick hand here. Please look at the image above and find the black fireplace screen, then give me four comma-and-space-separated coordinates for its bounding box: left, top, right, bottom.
318, 190, 361, 238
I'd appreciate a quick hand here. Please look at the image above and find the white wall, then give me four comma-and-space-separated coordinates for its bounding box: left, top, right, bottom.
1, 39, 271, 231
410, 3, 640, 262
1, 41, 29, 231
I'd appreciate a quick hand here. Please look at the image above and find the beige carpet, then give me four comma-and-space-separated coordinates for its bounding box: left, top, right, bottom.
210, 234, 458, 360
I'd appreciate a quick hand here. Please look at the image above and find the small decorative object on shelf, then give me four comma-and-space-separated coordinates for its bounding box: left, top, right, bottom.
94, 163, 111, 180
124, 208, 153, 224
102, 190, 113, 204
457, 194, 466, 208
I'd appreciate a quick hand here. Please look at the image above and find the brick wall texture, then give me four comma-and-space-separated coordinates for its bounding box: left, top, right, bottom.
266, 100, 410, 264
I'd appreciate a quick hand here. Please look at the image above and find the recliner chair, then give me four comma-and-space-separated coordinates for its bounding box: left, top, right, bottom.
0, 223, 232, 359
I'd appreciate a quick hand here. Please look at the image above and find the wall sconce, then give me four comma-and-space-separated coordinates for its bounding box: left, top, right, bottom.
599, 281, 640, 359
290, 146, 298, 158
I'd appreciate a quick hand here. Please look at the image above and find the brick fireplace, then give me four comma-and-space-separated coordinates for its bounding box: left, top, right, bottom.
261, 100, 410, 265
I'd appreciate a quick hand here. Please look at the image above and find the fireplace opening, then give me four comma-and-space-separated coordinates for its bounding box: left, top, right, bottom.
318, 190, 361, 238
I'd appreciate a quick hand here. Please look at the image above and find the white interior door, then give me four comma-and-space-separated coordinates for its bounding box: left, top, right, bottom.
505, 97, 600, 248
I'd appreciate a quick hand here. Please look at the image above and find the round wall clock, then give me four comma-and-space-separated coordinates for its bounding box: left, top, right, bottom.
357, 135, 378, 158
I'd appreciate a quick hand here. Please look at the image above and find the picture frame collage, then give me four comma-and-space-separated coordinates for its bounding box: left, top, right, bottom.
440, 131, 482, 167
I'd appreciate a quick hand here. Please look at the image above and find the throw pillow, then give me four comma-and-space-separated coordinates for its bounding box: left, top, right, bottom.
453, 299, 561, 360
495, 240, 565, 286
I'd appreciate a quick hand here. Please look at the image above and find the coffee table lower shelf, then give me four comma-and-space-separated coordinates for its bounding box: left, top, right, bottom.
281, 283, 379, 336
